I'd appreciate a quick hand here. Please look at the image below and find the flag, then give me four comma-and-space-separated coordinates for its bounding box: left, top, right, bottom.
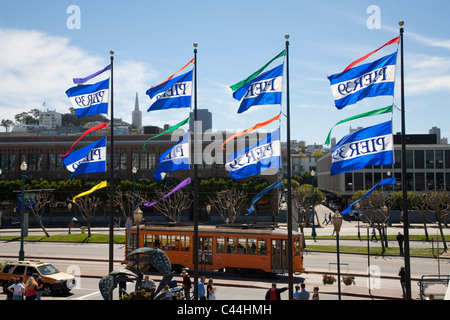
66, 78, 109, 117
61, 122, 108, 157
143, 117, 190, 151
324, 105, 393, 146
73, 64, 111, 84
143, 178, 191, 207
328, 52, 397, 110
341, 178, 396, 215
330, 121, 393, 176
61, 137, 107, 180
233, 64, 283, 114
226, 128, 281, 179
247, 180, 283, 215
222, 113, 280, 150
146, 70, 192, 112
72, 181, 107, 203
153, 132, 190, 181
230, 49, 286, 92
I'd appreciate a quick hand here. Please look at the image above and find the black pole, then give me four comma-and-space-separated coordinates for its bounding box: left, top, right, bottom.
285, 35, 294, 300
109, 51, 115, 273
336, 232, 341, 300
399, 21, 411, 300
193, 43, 199, 300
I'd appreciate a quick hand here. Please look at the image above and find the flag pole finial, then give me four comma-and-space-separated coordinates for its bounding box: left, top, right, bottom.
285, 34, 290, 39
193, 42, 198, 48
110, 50, 114, 55
399, 20, 404, 26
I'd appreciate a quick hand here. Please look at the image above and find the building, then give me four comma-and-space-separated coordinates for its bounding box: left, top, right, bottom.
39, 109, 62, 130
131, 92, 142, 130
317, 133, 450, 209
189, 109, 212, 133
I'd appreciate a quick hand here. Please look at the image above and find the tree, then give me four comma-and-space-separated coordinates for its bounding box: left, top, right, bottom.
148, 186, 192, 222
207, 189, 247, 224
27, 191, 53, 237
421, 191, 448, 252
71, 195, 102, 237
0, 119, 13, 132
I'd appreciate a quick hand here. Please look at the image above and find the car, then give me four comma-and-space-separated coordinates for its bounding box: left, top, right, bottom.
0, 260, 76, 296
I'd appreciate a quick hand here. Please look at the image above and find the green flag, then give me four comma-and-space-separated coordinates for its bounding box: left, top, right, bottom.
325, 105, 393, 146
143, 117, 190, 151
230, 49, 286, 92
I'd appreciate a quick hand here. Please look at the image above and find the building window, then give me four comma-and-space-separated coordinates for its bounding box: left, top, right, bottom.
414, 150, 424, 169
406, 150, 413, 169
445, 150, 450, 169
436, 172, 444, 191
415, 172, 425, 192
345, 173, 352, 191
365, 172, 373, 190
435, 150, 443, 169
426, 150, 434, 169
427, 172, 435, 191
354, 173, 363, 191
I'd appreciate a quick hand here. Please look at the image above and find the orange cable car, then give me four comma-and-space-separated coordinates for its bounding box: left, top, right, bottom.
125, 222, 304, 276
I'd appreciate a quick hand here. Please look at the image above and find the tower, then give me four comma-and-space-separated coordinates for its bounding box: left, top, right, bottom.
132, 92, 142, 129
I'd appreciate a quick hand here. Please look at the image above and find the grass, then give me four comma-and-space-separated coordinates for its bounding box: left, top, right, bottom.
0, 233, 125, 244
304, 244, 440, 257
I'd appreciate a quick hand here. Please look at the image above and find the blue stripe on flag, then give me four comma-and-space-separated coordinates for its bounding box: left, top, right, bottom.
153, 132, 190, 181
66, 78, 109, 117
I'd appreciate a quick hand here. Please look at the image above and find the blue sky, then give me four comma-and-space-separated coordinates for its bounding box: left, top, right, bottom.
1, 0, 450, 146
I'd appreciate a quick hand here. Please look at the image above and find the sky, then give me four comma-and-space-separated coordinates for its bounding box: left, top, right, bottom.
0, 0, 450, 147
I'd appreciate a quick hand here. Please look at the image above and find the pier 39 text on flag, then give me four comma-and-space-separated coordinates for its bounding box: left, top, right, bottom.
226, 128, 281, 179
146, 70, 193, 112
328, 52, 397, 110
61, 137, 107, 180
66, 78, 109, 117
233, 64, 283, 114
330, 121, 393, 176
153, 132, 190, 182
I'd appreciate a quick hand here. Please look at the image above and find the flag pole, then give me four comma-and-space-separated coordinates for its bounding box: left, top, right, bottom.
109, 50, 115, 273
193, 42, 199, 300
285, 34, 294, 300
399, 21, 411, 300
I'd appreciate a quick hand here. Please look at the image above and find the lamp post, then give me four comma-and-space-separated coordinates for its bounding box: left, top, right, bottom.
355, 202, 361, 240
311, 170, 316, 241
68, 203, 72, 234
383, 205, 389, 248
18, 161, 27, 261
206, 204, 211, 223
132, 166, 137, 213
133, 206, 143, 290
332, 210, 343, 300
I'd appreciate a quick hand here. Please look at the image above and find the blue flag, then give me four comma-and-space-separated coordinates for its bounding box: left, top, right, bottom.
328, 52, 397, 110
66, 78, 109, 117
146, 70, 193, 112
226, 129, 281, 180
233, 64, 283, 114
61, 137, 107, 180
341, 178, 396, 215
330, 121, 393, 176
153, 132, 190, 181
247, 180, 283, 215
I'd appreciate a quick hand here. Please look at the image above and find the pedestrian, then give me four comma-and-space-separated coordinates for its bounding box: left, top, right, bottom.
312, 286, 320, 300
5, 277, 15, 300
371, 228, 378, 241
34, 274, 44, 300
299, 283, 310, 300
8, 278, 25, 300
293, 285, 301, 300
207, 278, 216, 300
328, 212, 332, 224
142, 275, 156, 291
265, 283, 288, 300
162, 285, 173, 300
397, 232, 404, 256
198, 276, 206, 300
322, 213, 328, 225
398, 267, 406, 299
25, 276, 38, 300
181, 270, 192, 300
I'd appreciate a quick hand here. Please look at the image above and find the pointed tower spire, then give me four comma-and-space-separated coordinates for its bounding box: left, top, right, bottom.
132, 92, 142, 129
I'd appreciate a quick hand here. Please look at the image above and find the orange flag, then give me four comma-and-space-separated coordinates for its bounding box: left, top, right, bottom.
222, 113, 281, 150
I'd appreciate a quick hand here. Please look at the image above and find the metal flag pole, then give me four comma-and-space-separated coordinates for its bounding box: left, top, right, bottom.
109, 50, 115, 273
399, 21, 412, 300
285, 34, 294, 300
193, 42, 199, 300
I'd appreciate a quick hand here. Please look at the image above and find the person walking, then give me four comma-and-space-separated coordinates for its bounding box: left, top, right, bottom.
322, 213, 328, 225
181, 270, 192, 300
371, 228, 378, 241
265, 283, 288, 300
207, 278, 216, 300
299, 283, 310, 300
198, 276, 206, 300
398, 267, 406, 299
397, 232, 404, 256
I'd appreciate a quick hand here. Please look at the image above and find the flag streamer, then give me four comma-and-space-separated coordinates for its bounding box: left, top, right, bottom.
247, 180, 283, 215
152, 58, 195, 88
61, 122, 108, 157
143, 117, 190, 151
341, 178, 396, 215
324, 105, 393, 146
72, 181, 107, 203
222, 113, 280, 150
73, 65, 111, 84
143, 178, 191, 207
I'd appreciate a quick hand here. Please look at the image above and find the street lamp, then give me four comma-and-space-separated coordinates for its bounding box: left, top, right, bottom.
206, 204, 211, 222
133, 206, 143, 291
311, 170, 316, 241
132, 166, 137, 213
355, 202, 361, 240
18, 161, 27, 261
332, 210, 343, 300
68, 203, 72, 234
383, 205, 389, 248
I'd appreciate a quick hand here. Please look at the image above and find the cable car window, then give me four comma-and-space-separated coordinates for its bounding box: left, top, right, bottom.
247, 238, 257, 254
216, 237, 225, 253
226, 237, 236, 253
237, 238, 247, 254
